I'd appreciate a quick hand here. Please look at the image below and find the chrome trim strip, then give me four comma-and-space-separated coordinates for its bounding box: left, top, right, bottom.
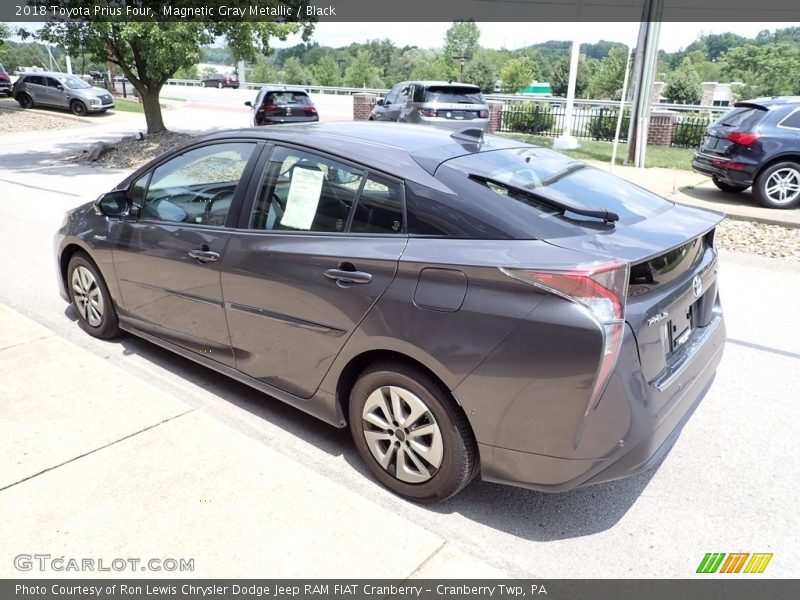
651, 314, 723, 392
120, 278, 222, 307
228, 302, 347, 336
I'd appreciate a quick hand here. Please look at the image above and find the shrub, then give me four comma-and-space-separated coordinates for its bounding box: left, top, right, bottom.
502, 102, 556, 134
588, 108, 630, 141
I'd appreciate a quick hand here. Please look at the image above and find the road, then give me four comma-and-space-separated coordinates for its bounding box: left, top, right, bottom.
0, 107, 798, 578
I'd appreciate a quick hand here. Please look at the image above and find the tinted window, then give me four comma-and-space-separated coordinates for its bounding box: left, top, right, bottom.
56, 74, 91, 89
142, 143, 255, 226
715, 106, 767, 129
250, 146, 364, 233
46, 77, 62, 88
350, 175, 404, 234
436, 147, 672, 239
424, 86, 484, 104
779, 109, 800, 129
24, 75, 44, 86
264, 91, 311, 106
384, 85, 401, 105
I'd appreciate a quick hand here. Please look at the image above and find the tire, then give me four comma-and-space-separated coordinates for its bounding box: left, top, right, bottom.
349, 360, 478, 502
712, 176, 748, 194
67, 253, 119, 339
217, 82, 223, 89
70, 99, 88, 116
753, 161, 800, 209
17, 93, 33, 109
201, 82, 207, 88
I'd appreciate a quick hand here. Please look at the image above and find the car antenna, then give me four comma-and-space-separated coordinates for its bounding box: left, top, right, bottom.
451, 128, 484, 144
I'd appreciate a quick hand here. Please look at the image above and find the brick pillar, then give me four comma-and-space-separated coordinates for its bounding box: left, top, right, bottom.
487, 101, 503, 133
650, 81, 665, 106
701, 82, 717, 107
647, 112, 678, 146
353, 93, 377, 121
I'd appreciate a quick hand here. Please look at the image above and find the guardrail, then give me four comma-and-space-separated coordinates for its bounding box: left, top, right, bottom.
165, 78, 388, 95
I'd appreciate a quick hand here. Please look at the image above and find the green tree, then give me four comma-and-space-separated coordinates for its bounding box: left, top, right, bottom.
499, 56, 535, 93
586, 47, 630, 99
313, 54, 340, 86
0, 24, 10, 44
463, 56, 496, 93
410, 53, 451, 82
282, 56, 314, 85
443, 20, 480, 79
549, 54, 594, 97
343, 50, 384, 88
34, 1, 313, 133
248, 56, 279, 84
721, 42, 800, 97
664, 57, 702, 103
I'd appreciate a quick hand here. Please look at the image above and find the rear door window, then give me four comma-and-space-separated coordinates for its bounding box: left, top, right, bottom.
778, 108, 800, 130
424, 86, 484, 104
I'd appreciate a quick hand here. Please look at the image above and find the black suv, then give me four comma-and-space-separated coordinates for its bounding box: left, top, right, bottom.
0, 63, 12, 97
692, 97, 800, 209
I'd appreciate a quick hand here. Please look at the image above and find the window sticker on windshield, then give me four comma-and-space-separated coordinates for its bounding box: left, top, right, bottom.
281, 166, 324, 229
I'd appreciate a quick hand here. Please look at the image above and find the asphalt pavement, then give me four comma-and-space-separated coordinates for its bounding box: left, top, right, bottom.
0, 101, 798, 578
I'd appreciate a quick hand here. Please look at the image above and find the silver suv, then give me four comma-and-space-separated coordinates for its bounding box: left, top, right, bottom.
13, 71, 114, 115
369, 81, 489, 130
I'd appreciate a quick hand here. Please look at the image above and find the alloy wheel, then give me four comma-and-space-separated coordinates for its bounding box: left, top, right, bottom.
764, 167, 800, 206
361, 385, 444, 483
71, 265, 104, 327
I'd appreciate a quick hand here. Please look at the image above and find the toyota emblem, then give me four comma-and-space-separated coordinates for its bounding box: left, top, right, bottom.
692, 275, 703, 298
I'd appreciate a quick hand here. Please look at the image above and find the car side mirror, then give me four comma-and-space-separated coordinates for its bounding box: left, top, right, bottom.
93, 190, 131, 218
376, 99, 385, 106
244, 101, 253, 108
57, 84, 65, 91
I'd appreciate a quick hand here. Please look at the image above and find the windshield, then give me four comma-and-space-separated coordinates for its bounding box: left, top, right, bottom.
265, 92, 311, 105
424, 86, 484, 104
435, 147, 672, 239
0, 64, 7, 75
57, 75, 92, 90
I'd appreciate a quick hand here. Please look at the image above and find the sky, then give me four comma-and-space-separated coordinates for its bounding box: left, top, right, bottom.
271, 21, 798, 52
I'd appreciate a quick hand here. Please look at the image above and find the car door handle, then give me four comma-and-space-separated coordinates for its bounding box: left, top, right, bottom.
324, 269, 372, 285
188, 248, 220, 263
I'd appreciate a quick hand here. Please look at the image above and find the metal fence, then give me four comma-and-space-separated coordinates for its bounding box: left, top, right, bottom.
498, 102, 714, 148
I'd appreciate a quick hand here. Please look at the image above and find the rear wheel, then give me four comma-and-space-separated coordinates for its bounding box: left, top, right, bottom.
712, 176, 748, 194
349, 361, 478, 503
70, 100, 88, 116
217, 81, 223, 89
754, 162, 800, 208
67, 253, 119, 339
17, 93, 33, 109
201, 81, 207, 88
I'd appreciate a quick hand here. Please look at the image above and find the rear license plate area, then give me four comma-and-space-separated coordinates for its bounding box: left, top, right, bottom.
668, 303, 695, 354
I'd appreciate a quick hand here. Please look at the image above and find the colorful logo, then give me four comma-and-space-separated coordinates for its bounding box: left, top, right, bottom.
696, 552, 773, 574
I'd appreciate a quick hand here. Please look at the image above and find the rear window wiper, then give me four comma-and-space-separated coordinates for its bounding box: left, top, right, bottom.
469, 174, 620, 223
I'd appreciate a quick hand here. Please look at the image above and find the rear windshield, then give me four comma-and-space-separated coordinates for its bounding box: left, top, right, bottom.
715, 106, 767, 129
423, 86, 483, 104
264, 91, 311, 106
434, 147, 672, 239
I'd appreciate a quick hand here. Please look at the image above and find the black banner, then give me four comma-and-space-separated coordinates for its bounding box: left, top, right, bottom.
1, 0, 799, 22
4, 580, 800, 600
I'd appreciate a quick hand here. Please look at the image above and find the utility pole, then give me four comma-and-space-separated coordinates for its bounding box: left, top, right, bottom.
553, 40, 581, 150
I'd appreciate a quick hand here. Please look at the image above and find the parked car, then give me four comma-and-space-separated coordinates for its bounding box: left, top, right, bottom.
244, 85, 319, 126
692, 97, 800, 208
0, 63, 12, 97
370, 81, 490, 130
200, 73, 239, 89
55, 122, 725, 502
13, 71, 114, 115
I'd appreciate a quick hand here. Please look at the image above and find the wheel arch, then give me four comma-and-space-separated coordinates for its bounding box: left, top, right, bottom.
754, 153, 800, 182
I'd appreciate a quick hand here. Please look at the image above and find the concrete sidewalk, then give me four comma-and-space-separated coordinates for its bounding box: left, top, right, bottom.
0, 304, 506, 579
584, 160, 800, 228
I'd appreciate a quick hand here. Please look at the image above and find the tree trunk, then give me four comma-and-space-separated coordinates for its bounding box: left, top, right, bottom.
139, 87, 166, 134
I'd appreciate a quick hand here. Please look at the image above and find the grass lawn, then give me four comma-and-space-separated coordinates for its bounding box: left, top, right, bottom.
112, 98, 168, 113
500, 133, 695, 171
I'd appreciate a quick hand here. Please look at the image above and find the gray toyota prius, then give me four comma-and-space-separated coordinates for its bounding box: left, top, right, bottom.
55, 122, 726, 502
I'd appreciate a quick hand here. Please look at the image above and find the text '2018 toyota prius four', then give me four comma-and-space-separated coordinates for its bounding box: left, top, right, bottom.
55, 122, 725, 502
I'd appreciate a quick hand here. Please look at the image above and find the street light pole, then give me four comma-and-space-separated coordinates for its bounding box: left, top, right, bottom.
452, 55, 469, 82
553, 40, 581, 150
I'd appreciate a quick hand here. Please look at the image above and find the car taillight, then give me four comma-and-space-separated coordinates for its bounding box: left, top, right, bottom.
711, 159, 748, 171
303, 105, 317, 114
726, 132, 759, 146
500, 259, 629, 415
259, 104, 276, 113
479, 110, 489, 118
419, 108, 437, 117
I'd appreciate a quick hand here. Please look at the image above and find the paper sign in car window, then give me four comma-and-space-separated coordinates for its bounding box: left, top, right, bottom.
281, 166, 324, 230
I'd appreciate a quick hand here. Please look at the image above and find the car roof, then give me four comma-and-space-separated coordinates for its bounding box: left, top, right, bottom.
736, 96, 800, 109
194, 121, 527, 178
259, 85, 309, 93
18, 71, 75, 78
394, 80, 481, 89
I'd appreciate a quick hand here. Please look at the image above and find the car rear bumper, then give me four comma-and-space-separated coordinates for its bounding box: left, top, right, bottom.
692, 151, 756, 187
418, 117, 490, 131
255, 116, 319, 126
475, 310, 726, 492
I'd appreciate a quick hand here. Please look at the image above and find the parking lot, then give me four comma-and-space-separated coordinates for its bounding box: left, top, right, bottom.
0, 101, 798, 578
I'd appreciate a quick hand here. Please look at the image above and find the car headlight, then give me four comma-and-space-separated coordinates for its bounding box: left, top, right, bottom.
90, 98, 100, 105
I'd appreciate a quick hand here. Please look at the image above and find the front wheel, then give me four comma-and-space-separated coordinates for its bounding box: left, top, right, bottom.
712, 176, 748, 194
67, 253, 119, 339
17, 93, 33, 109
754, 162, 800, 208
70, 100, 88, 116
349, 361, 478, 502
217, 81, 223, 89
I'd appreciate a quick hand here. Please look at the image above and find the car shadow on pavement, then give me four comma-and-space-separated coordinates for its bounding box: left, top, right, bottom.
680, 185, 757, 209
62, 304, 670, 542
